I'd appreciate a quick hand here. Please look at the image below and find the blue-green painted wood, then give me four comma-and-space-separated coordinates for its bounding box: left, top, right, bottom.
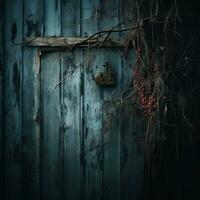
62, 1, 81, 199
44, 0, 61, 36
4, 0, 23, 199
62, 51, 82, 199
101, 48, 122, 200
41, 52, 62, 200
41, 1, 62, 199
2, 1, 145, 200
0, 0, 3, 197
62, 0, 80, 37
83, 49, 104, 200
22, 1, 43, 199
97, 1, 121, 199
81, 1, 104, 199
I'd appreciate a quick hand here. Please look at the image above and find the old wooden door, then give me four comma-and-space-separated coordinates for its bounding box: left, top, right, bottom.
39, 49, 128, 200
39, 46, 145, 200
3, 0, 144, 200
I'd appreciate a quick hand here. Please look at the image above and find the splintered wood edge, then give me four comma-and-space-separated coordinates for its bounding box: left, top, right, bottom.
25, 37, 125, 48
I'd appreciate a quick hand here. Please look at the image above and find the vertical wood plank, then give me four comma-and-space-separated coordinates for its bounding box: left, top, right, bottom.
0, 0, 4, 197
62, 0, 80, 37
41, 52, 62, 200
4, 0, 23, 199
81, 0, 103, 199
22, 1, 43, 199
101, 50, 121, 200
44, 0, 61, 36
97, 1, 121, 199
83, 49, 104, 200
41, 1, 62, 199
61, 51, 81, 200
62, 0, 81, 199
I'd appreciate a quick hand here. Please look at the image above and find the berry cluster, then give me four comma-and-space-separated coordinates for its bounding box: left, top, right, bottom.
133, 67, 157, 119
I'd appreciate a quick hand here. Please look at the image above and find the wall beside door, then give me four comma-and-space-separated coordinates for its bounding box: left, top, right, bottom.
1, 0, 144, 200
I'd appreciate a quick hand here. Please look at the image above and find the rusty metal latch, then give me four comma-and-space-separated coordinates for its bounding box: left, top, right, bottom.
95, 62, 114, 86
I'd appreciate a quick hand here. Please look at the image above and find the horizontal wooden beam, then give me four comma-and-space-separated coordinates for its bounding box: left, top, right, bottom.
25, 37, 124, 48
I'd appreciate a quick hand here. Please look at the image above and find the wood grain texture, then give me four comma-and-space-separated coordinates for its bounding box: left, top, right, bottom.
2, 1, 145, 200
62, 51, 81, 199
44, 0, 61, 36
41, 52, 62, 200
81, 1, 103, 199
4, 0, 23, 199
101, 49, 121, 200
40, 1, 62, 200
62, 0, 81, 199
98, 1, 121, 199
22, 0, 43, 199
0, 0, 3, 197
25, 37, 123, 47
62, 0, 80, 37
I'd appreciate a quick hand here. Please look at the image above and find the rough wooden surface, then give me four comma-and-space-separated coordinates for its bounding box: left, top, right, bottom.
62, 0, 81, 199
41, 52, 62, 200
81, 1, 104, 199
4, 0, 23, 199
2, 1, 144, 200
25, 37, 123, 47
22, 1, 43, 199
40, 1, 62, 200
0, 0, 3, 197
99, 1, 121, 199
62, 51, 81, 200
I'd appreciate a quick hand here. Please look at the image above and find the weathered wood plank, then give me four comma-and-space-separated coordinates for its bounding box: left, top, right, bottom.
40, 1, 62, 200
81, 1, 103, 199
25, 37, 123, 47
44, 0, 61, 36
102, 99, 121, 200
41, 52, 62, 200
4, 0, 23, 199
22, 1, 43, 199
62, 0, 80, 37
98, 1, 121, 199
82, 48, 104, 200
101, 50, 121, 200
86, 50, 103, 200
62, 0, 81, 199
61, 51, 81, 200
0, 0, 4, 197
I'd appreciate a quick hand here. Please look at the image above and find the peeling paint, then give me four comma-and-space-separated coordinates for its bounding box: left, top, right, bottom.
33, 49, 41, 127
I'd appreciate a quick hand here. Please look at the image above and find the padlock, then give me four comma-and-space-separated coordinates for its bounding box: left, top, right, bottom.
95, 62, 114, 86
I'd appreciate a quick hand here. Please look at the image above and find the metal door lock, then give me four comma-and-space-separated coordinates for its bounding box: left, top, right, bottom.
95, 62, 114, 86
